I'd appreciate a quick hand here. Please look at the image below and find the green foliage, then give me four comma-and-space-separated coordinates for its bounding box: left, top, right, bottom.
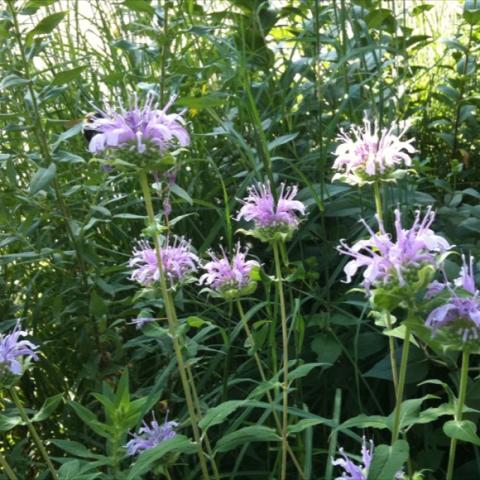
1, 0, 480, 479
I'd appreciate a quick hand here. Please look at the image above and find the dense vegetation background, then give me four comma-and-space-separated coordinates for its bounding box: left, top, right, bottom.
1, 0, 480, 479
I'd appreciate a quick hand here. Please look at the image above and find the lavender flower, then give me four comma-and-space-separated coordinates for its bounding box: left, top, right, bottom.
237, 183, 306, 240
129, 236, 198, 287
0, 322, 39, 377
125, 414, 178, 456
425, 280, 448, 299
332, 118, 415, 186
130, 316, 155, 330
86, 94, 189, 155
338, 207, 450, 291
426, 255, 480, 343
199, 244, 260, 298
333, 437, 404, 480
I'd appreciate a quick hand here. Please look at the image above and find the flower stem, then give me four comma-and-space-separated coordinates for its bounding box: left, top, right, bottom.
373, 181, 384, 224
373, 181, 399, 395
10, 387, 58, 480
391, 325, 411, 443
183, 359, 221, 480
272, 241, 290, 480
446, 350, 470, 480
0, 450, 17, 480
138, 171, 211, 480
236, 300, 304, 479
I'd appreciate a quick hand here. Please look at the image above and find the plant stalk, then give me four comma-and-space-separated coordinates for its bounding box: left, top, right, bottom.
373, 182, 399, 395
236, 300, 304, 478
272, 241, 290, 480
10, 388, 58, 480
391, 325, 411, 443
446, 350, 470, 480
0, 449, 17, 480
138, 171, 211, 480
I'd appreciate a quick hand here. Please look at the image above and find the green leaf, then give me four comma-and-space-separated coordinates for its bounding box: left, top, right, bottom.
51, 122, 83, 150
387, 395, 438, 430
443, 420, 480, 446
68, 401, 111, 439
287, 418, 327, 434
464, 0, 480, 25
114, 369, 130, 409
367, 440, 409, 480
29, 163, 56, 195
215, 426, 280, 453
311, 333, 341, 365
51, 66, 87, 86
89, 290, 107, 318
267, 133, 298, 151
32, 393, 63, 422
127, 436, 195, 479
340, 414, 388, 430
50, 439, 104, 460
170, 183, 193, 205
22, 0, 58, 15
0, 414, 22, 432
365, 8, 395, 29
0, 74, 30, 90
123, 0, 155, 15
187, 316, 209, 328
27, 12, 67, 41
287, 362, 324, 382
411, 4, 433, 15
199, 400, 245, 431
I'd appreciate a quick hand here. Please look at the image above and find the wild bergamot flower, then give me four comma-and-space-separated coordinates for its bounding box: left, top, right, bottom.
0, 322, 39, 384
338, 207, 450, 292
333, 437, 404, 480
199, 244, 260, 299
426, 255, 480, 346
332, 117, 415, 186
237, 182, 306, 242
129, 236, 198, 287
85, 93, 189, 170
125, 414, 178, 456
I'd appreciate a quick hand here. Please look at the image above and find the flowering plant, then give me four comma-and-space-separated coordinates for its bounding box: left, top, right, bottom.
199, 244, 260, 300
425, 255, 480, 350
333, 437, 404, 480
85, 94, 189, 171
125, 414, 178, 456
0, 322, 39, 387
237, 182, 306, 242
332, 118, 416, 186
338, 207, 451, 310
129, 236, 198, 288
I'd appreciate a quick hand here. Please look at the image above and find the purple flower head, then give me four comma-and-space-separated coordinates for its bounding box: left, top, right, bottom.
426, 255, 480, 344
199, 244, 260, 297
333, 437, 404, 480
332, 117, 415, 186
130, 316, 155, 330
129, 236, 198, 287
0, 322, 39, 377
425, 280, 448, 299
125, 414, 178, 456
237, 183, 306, 238
338, 207, 451, 291
86, 93, 189, 155
454, 254, 477, 294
